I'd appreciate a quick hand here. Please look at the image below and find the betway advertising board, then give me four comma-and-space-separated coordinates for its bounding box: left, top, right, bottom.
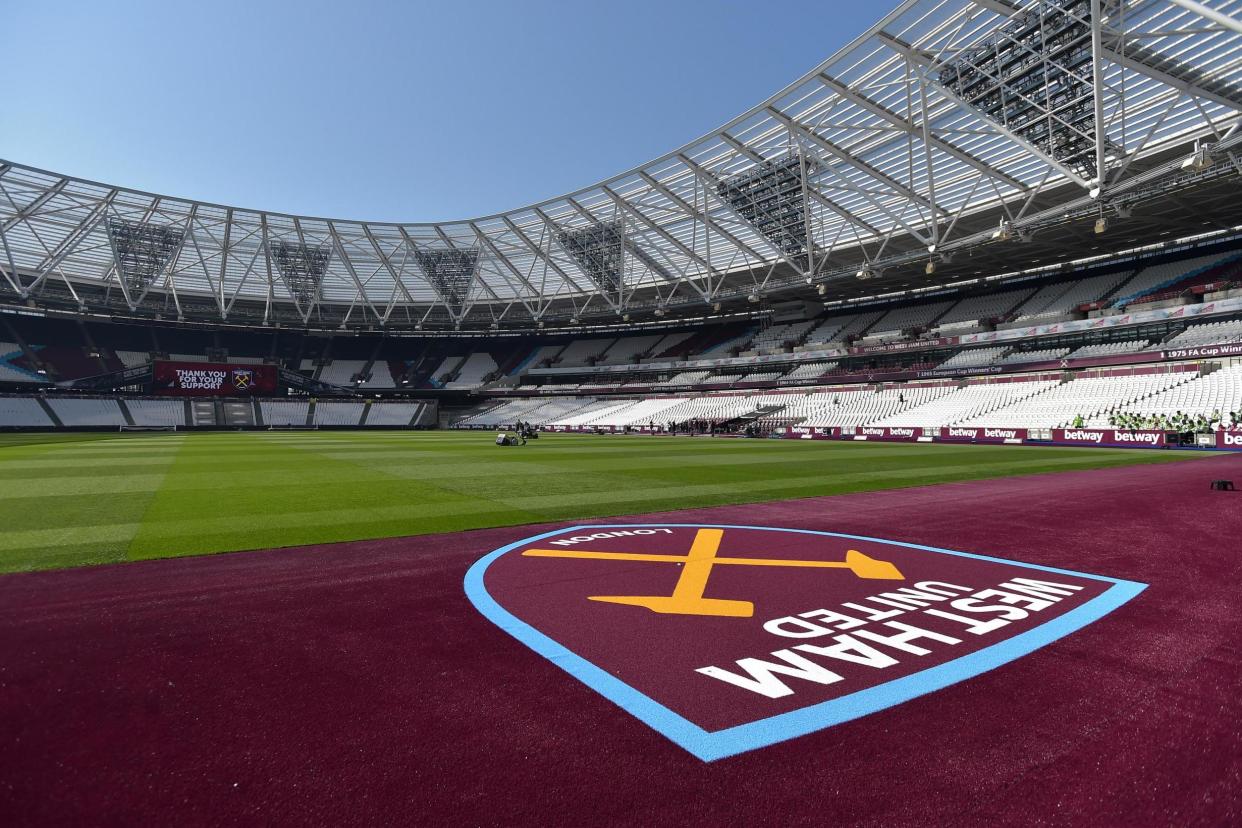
782, 426, 839, 440
1052, 428, 1167, 447
851, 426, 921, 441
1216, 431, 1242, 449
938, 427, 1028, 443
152, 361, 277, 396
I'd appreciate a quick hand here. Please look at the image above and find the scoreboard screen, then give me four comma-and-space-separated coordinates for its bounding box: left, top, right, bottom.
151, 361, 278, 396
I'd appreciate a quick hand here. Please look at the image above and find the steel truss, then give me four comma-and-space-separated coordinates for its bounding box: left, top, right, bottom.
411, 247, 479, 321
0, 0, 1238, 330
105, 218, 185, 304
270, 239, 331, 315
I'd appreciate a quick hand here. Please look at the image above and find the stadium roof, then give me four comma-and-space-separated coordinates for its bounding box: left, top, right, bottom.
1, 0, 1240, 332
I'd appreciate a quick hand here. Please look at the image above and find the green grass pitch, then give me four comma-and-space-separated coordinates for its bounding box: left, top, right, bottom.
0, 430, 1206, 574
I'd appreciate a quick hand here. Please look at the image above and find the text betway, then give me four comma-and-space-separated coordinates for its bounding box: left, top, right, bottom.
1062, 429, 1161, 445
947, 427, 1020, 439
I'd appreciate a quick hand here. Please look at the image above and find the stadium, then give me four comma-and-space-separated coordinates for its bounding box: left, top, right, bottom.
2, 0, 1241, 824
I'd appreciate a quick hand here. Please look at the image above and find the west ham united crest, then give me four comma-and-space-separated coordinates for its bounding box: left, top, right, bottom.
466, 524, 1145, 761
230, 368, 254, 390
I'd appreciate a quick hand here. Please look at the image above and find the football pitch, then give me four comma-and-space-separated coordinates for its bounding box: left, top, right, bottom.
0, 430, 1207, 574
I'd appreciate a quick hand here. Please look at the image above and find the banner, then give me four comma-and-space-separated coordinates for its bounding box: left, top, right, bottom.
850, 426, 922, 441
847, 337, 958, 356
1052, 428, 1167, 447
966, 296, 1242, 345
1217, 431, 1242, 449
152, 361, 277, 396
1161, 342, 1242, 360
939, 426, 1028, 443
782, 426, 839, 439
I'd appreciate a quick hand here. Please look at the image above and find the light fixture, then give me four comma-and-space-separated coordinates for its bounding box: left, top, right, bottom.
856, 268, 873, 280
570, 316, 579, 325
816, 284, 827, 295
1181, 142, 1215, 172
747, 293, 761, 303
712, 302, 722, 312
1094, 216, 1108, 235
654, 307, 666, 317
991, 220, 1014, 241
925, 260, 937, 275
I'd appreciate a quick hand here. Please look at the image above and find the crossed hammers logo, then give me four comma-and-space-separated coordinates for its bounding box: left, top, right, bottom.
522, 528, 904, 618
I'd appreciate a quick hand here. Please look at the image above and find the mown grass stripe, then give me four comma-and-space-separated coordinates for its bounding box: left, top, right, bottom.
0, 431, 1205, 574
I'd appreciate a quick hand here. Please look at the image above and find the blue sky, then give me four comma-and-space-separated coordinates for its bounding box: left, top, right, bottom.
1, 0, 879, 222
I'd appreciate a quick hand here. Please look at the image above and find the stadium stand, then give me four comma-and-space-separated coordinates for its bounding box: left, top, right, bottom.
365, 401, 426, 427
363, 365, 397, 389
959, 372, 1194, 429
1066, 340, 1151, 359
587, 397, 692, 427
47, 397, 127, 427
444, 353, 499, 389
934, 288, 1034, 329
654, 370, 711, 387
1009, 272, 1130, 323
937, 346, 1009, 370
318, 360, 369, 387
802, 312, 882, 347
996, 347, 1071, 365
645, 332, 694, 359
748, 320, 818, 352
784, 362, 838, 380
865, 300, 954, 339
519, 344, 564, 370
740, 371, 784, 383
2, 235, 1242, 441
872, 379, 1060, 427
313, 401, 366, 426
0, 343, 46, 383
599, 335, 663, 364
1087, 366, 1242, 427
115, 350, 151, 368
1161, 319, 1242, 348
0, 397, 54, 427
799, 386, 956, 428
126, 399, 187, 427
1109, 252, 1241, 308
556, 339, 614, 367
426, 356, 464, 387
260, 400, 310, 427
